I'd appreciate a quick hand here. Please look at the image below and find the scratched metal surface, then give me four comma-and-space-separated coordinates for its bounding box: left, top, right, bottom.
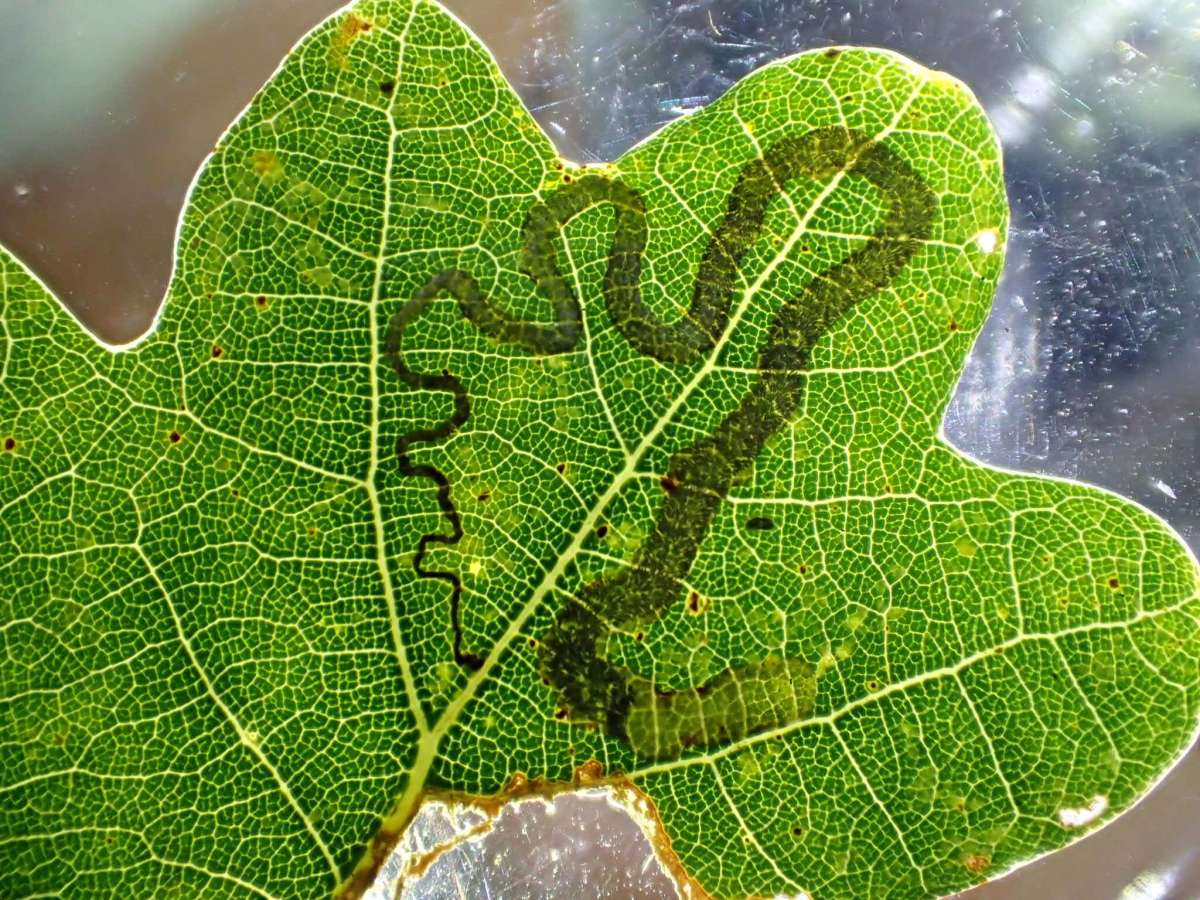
0, 0, 1197, 897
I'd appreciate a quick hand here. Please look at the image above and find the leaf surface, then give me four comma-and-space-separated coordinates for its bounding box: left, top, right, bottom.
1, 2, 1198, 898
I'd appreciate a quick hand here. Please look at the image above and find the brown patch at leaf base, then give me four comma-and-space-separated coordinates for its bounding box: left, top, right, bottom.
337, 763, 709, 900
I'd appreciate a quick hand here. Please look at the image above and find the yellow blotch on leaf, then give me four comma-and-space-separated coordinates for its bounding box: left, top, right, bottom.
251, 150, 283, 180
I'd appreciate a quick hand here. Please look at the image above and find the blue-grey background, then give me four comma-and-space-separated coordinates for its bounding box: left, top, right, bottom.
1, 1, 1197, 897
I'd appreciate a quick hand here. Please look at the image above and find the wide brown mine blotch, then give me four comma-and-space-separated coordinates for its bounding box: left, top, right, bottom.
396, 125, 937, 760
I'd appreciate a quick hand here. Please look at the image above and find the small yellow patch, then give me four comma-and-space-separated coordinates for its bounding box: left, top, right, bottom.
251, 150, 283, 180
330, 12, 375, 68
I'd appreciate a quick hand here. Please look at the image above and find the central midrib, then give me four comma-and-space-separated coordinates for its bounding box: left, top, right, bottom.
367, 3, 428, 741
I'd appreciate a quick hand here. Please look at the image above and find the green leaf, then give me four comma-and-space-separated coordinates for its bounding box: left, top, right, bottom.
1, 2, 1197, 898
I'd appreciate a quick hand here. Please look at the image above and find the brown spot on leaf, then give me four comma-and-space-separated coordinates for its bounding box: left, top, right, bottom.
330, 13, 373, 68
211, 345, 223, 359
595, 524, 608, 538
964, 853, 990, 875
660, 475, 679, 494
379, 79, 395, 95
1108, 576, 1121, 590
575, 759, 604, 782
255, 295, 269, 310
168, 431, 182, 444
3, 437, 14, 452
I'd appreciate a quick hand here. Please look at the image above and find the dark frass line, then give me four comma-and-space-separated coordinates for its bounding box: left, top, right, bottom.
386, 125, 935, 759
385, 280, 483, 672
